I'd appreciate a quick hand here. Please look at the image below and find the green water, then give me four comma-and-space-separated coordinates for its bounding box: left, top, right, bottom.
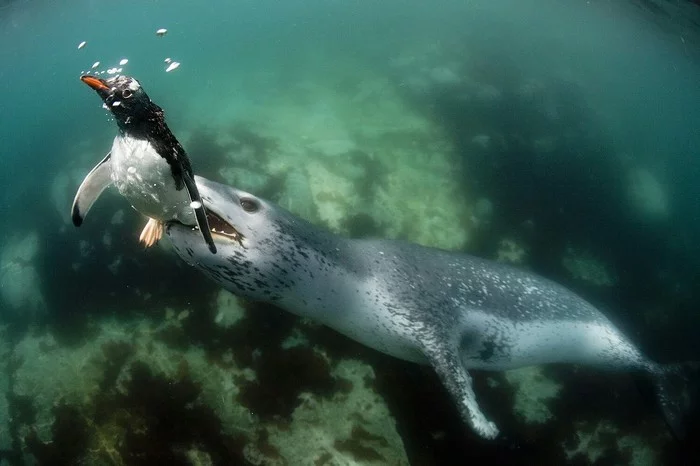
0, 0, 699, 464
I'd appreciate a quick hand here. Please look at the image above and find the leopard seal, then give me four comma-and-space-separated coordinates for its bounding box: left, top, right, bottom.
165, 176, 696, 439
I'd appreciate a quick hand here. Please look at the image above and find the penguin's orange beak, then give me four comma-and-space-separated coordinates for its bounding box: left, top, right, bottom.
80, 75, 110, 92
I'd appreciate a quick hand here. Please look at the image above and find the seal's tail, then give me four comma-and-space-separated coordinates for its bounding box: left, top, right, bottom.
652, 362, 700, 440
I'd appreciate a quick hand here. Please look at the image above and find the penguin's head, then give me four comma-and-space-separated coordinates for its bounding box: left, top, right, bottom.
80, 74, 160, 132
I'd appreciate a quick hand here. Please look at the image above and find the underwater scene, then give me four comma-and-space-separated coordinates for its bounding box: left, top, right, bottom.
1, 0, 700, 464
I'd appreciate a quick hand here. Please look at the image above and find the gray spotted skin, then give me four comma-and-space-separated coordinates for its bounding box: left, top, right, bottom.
166, 176, 662, 440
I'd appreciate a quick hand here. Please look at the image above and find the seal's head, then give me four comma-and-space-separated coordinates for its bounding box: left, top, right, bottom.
166, 176, 301, 301
80, 74, 160, 134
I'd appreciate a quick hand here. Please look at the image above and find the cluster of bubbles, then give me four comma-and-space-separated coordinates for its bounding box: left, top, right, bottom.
77, 28, 180, 76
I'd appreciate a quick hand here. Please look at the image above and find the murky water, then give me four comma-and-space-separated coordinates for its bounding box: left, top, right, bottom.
0, 1, 698, 464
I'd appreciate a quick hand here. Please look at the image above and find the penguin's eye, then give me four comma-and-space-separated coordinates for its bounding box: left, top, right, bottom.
240, 198, 259, 213
122, 89, 133, 99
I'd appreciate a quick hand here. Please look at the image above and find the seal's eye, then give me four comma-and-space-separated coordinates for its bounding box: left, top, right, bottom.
240, 198, 259, 213
122, 89, 133, 99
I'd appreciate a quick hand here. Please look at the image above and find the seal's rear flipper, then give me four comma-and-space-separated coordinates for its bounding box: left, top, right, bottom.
652, 362, 700, 441
182, 171, 216, 254
422, 338, 499, 440
71, 152, 113, 226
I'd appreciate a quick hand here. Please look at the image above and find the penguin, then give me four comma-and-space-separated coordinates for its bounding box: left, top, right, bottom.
71, 74, 216, 253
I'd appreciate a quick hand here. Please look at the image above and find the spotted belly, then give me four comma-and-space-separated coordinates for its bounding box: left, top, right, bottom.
457, 311, 645, 371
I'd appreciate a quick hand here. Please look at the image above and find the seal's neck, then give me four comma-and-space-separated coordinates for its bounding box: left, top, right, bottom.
270, 221, 366, 322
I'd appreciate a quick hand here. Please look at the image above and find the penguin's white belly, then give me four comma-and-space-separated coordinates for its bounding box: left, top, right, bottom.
110, 136, 194, 224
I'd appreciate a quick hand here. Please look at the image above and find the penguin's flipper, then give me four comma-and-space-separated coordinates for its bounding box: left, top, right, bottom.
182, 171, 217, 254
71, 152, 113, 227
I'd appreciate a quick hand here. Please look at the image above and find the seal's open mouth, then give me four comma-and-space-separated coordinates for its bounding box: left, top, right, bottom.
206, 210, 243, 242
175, 210, 243, 245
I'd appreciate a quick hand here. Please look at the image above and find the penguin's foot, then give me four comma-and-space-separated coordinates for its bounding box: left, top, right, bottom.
139, 218, 163, 248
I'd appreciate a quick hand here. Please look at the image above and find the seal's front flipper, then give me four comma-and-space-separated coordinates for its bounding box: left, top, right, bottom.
182, 171, 216, 254
422, 338, 499, 439
71, 152, 113, 227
